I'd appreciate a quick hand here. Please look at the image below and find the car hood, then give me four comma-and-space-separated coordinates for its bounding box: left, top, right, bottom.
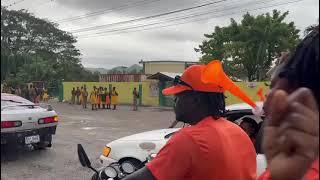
112, 128, 180, 142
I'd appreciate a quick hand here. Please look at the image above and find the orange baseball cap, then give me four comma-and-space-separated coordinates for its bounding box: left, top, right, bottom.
162, 65, 224, 96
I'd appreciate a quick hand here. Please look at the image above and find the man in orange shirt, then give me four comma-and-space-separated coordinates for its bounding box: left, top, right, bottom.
259, 26, 319, 180
124, 65, 257, 180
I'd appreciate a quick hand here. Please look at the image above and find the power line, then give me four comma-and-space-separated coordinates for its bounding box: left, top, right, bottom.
54, 0, 161, 23
33, 0, 54, 9
74, 0, 258, 35
77, 0, 303, 39
69, 0, 229, 33
74, 0, 281, 35
6, 0, 26, 7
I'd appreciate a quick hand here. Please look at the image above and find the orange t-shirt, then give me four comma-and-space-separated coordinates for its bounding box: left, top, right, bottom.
258, 158, 319, 180
146, 116, 257, 180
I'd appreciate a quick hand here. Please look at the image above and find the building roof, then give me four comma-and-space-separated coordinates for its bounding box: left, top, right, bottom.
139, 60, 198, 64
147, 72, 182, 81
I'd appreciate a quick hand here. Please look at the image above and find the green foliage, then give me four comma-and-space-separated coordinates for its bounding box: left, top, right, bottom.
1, 6, 99, 87
195, 10, 301, 81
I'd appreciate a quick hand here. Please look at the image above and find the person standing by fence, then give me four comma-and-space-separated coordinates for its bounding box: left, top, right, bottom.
111, 87, 118, 110
132, 87, 139, 111
106, 90, 111, 109
71, 87, 76, 104
76, 87, 81, 105
90, 86, 98, 111
15, 86, 22, 97
30, 85, 37, 103
101, 87, 107, 109
43, 88, 49, 103
22, 85, 30, 100
82, 87, 88, 109
80, 86, 84, 105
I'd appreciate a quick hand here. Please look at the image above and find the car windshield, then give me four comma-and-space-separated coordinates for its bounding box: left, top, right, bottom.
1, 96, 34, 108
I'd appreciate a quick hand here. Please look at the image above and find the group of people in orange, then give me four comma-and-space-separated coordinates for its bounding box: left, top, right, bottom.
90, 86, 118, 110
71, 85, 119, 110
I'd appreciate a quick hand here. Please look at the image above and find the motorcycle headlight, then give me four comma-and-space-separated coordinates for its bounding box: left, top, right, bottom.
104, 166, 117, 178
121, 162, 135, 174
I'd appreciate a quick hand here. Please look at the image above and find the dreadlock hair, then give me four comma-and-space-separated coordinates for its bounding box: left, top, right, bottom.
278, 25, 319, 104
193, 91, 226, 119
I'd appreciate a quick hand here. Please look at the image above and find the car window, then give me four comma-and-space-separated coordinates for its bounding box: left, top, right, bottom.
1, 96, 33, 107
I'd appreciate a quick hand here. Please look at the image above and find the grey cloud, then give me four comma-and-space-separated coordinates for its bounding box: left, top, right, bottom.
7, 0, 319, 69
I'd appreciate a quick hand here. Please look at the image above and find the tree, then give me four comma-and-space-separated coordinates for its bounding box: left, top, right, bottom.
1, 6, 99, 87
195, 10, 300, 81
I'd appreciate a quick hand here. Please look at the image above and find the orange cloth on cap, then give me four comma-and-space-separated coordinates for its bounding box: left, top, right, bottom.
202, 60, 257, 109
162, 65, 224, 95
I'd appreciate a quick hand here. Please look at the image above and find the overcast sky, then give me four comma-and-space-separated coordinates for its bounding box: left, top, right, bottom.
4, 0, 319, 69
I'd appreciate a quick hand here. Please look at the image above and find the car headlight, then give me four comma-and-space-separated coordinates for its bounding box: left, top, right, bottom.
104, 166, 117, 178
102, 146, 111, 157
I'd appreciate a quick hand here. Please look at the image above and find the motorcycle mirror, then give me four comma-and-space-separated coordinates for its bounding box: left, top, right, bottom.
47, 105, 53, 111
77, 144, 92, 167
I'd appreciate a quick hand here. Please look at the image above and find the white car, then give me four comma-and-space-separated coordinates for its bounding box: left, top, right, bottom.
99, 102, 267, 176
1, 93, 58, 149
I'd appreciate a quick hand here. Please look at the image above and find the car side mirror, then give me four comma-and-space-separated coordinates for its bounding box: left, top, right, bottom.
77, 144, 91, 167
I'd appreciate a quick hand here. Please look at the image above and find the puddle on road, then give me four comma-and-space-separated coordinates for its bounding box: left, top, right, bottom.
81, 127, 100, 130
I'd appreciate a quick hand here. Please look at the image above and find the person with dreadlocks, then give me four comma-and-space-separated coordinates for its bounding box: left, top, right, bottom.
123, 65, 256, 180
258, 26, 319, 180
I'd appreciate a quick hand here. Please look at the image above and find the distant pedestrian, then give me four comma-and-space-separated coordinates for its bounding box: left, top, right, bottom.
101, 87, 107, 109
71, 87, 76, 104
42, 88, 49, 103
34, 87, 41, 104
76, 87, 81, 105
106, 91, 111, 109
97, 87, 103, 109
22, 85, 30, 100
29, 85, 37, 103
90, 86, 98, 110
82, 87, 88, 109
15, 86, 22, 97
111, 87, 118, 110
80, 86, 84, 105
132, 87, 139, 111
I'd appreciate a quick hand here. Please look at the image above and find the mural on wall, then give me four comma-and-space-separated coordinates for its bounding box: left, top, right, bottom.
149, 82, 159, 97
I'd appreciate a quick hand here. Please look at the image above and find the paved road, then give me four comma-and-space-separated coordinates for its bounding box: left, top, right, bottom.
1, 101, 175, 180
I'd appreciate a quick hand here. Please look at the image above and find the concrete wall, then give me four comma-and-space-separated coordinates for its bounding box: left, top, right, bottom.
224, 82, 269, 105
63, 82, 158, 106
63, 81, 269, 106
145, 63, 185, 74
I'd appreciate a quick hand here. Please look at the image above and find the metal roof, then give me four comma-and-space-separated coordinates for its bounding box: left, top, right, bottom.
139, 60, 198, 64
147, 72, 182, 81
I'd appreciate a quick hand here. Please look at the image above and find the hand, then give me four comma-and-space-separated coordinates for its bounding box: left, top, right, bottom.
262, 88, 319, 180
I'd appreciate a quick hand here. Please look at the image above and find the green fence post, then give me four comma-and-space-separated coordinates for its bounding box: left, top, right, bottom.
158, 81, 165, 106
139, 84, 142, 106
58, 82, 63, 102
109, 84, 112, 92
